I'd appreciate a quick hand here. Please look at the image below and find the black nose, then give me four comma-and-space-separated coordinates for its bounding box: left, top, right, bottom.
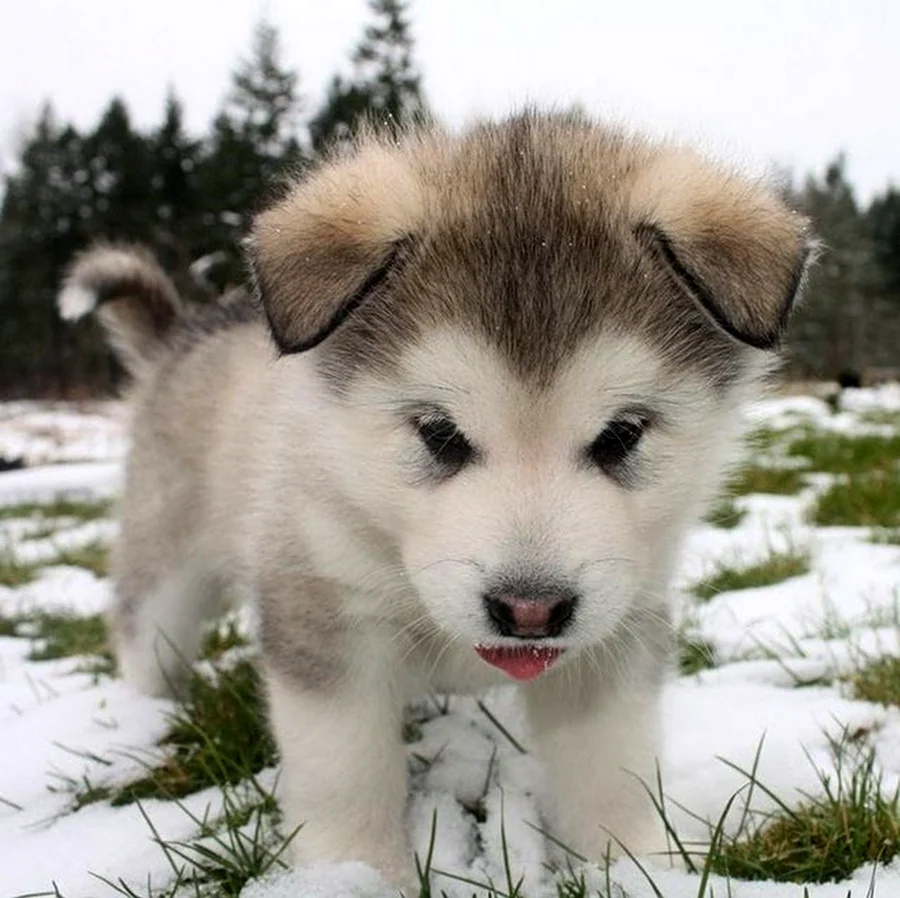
483, 588, 577, 639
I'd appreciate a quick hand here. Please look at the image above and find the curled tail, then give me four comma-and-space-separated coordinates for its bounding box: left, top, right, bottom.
59, 244, 182, 378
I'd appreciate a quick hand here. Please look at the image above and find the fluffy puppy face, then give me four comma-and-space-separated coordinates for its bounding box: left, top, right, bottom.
249, 112, 813, 665
332, 329, 750, 657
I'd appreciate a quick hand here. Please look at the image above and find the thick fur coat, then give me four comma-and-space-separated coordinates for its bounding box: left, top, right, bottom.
60, 111, 812, 889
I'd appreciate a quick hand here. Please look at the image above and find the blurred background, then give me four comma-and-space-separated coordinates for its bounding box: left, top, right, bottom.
0, 0, 897, 397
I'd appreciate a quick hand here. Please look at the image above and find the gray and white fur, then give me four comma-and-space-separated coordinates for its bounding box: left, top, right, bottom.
60, 111, 813, 890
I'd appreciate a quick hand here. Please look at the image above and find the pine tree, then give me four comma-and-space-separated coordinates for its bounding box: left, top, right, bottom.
0, 105, 66, 394
309, 0, 429, 153
83, 97, 155, 240
227, 22, 303, 162
784, 157, 880, 379
0, 105, 114, 394
196, 20, 305, 286
865, 187, 900, 374
149, 90, 203, 289
868, 188, 900, 298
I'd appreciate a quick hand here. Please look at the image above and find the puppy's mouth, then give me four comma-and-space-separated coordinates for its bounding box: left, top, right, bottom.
474, 644, 563, 681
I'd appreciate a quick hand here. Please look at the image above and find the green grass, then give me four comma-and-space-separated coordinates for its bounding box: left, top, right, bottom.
26, 612, 111, 664
62, 776, 113, 812
856, 410, 900, 430
0, 610, 115, 674
106, 659, 276, 807
0, 496, 112, 523
787, 431, 900, 475
0, 498, 112, 585
728, 464, 806, 496
65, 639, 296, 898
27, 522, 67, 541
691, 544, 811, 601
706, 741, 900, 884
745, 425, 795, 452
704, 495, 746, 529
0, 552, 39, 587
95, 782, 298, 898
0, 540, 110, 586
678, 634, 718, 675
809, 469, 900, 528
17, 612, 264, 811
851, 655, 900, 707
49, 540, 110, 577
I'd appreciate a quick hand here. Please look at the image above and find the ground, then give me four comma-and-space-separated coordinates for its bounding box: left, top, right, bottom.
2, 388, 900, 898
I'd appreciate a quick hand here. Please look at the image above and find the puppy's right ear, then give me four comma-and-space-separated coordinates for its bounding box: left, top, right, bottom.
247, 148, 422, 354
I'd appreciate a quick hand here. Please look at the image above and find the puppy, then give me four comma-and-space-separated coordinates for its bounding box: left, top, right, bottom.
60, 111, 812, 888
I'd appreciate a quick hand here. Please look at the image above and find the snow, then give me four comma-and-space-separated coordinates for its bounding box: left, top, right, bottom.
0, 391, 899, 897
242, 865, 399, 898
0, 402, 126, 468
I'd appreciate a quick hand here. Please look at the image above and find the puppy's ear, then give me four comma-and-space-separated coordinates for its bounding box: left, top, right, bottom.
247, 147, 422, 354
632, 152, 816, 350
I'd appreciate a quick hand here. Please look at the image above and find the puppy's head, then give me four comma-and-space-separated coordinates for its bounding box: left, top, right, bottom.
249, 112, 813, 675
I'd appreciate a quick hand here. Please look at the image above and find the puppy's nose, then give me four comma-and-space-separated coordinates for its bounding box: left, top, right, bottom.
483, 591, 577, 639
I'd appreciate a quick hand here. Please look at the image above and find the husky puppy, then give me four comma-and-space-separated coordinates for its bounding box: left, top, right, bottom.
60, 111, 812, 888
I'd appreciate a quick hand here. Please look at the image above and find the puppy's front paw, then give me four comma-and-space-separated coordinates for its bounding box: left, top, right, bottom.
285, 824, 420, 895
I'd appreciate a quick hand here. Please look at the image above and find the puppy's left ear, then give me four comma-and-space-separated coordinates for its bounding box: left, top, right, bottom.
632, 152, 816, 350
247, 147, 422, 354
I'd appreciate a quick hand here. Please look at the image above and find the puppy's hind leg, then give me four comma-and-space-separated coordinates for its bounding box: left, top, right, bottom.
110, 564, 224, 698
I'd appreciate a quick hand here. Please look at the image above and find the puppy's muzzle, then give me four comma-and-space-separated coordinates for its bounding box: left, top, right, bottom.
483, 588, 577, 639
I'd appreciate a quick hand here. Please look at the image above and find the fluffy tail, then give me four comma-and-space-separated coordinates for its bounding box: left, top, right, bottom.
59, 245, 182, 378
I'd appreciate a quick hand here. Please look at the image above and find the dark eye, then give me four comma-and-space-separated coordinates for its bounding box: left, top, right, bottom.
414, 414, 475, 474
587, 415, 648, 474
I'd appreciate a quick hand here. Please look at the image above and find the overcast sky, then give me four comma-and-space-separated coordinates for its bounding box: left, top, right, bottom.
1, 0, 896, 200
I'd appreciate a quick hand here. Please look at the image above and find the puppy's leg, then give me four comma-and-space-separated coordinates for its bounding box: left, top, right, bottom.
525, 662, 666, 864
111, 566, 221, 697
265, 665, 414, 889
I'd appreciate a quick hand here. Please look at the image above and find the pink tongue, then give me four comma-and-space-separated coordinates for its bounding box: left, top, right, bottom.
475, 645, 562, 681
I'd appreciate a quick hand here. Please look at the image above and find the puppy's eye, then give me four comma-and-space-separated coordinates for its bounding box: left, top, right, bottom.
587, 415, 648, 473
414, 415, 475, 473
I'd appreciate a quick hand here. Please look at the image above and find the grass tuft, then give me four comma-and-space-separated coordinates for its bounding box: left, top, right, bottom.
704, 496, 746, 529
787, 432, 900, 476
857, 410, 900, 429
0, 610, 115, 675
709, 740, 900, 884
49, 541, 110, 578
691, 544, 811, 602
678, 634, 718, 676
96, 782, 298, 898
745, 425, 796, 452
810, 470, 900, 528
108, 659, 276, 806
851, 655, 900, 707
728, 464, 806, 496
0, 497, 112, 523
27, 612, 112, 668
0, 552, 40, 587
